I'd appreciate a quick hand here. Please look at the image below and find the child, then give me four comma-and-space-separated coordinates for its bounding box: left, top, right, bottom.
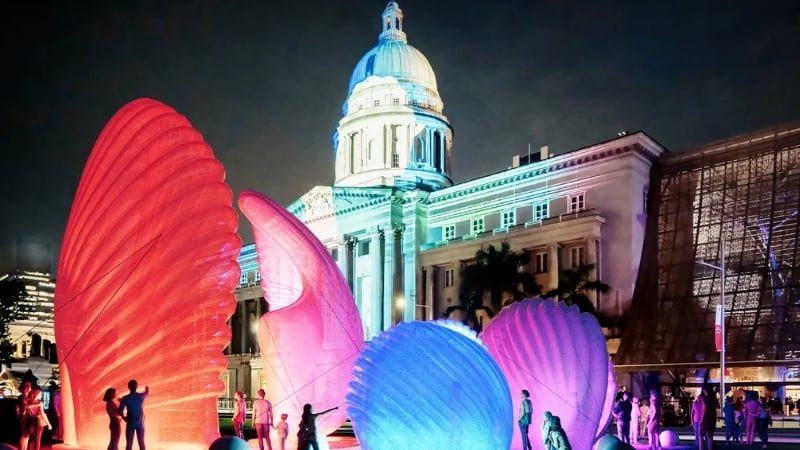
275, 413, 289, 450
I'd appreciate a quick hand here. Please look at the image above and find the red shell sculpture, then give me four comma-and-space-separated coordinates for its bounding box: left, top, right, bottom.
55, 98, 241, 449
238, 190, 364, 437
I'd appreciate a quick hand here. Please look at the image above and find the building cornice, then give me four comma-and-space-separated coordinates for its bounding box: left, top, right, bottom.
430, 132, 665, 204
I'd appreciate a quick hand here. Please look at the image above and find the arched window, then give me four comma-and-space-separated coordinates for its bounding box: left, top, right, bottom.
434, 132, 443, 172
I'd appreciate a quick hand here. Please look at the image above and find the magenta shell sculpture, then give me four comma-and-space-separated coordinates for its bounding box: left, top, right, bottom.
481, 298, 616, 450
238, 190, 364, 436
55, 98, 241, 449
346, 320, 513, 450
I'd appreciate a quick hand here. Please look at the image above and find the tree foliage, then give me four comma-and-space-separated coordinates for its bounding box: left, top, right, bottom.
459, 242, 541, 323
545, 263, 610, 317
0, 276, 26, 363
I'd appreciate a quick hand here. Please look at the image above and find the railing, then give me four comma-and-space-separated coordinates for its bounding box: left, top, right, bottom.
217, 397, 254, 414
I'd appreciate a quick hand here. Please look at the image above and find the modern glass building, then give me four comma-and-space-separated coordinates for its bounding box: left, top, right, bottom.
616, 121, 800, 397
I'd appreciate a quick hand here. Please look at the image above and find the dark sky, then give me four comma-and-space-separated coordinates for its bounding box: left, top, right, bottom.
2, 0, 799, 260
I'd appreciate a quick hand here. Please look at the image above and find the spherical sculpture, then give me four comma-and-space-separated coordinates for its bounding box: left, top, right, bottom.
481, 298, 616, 450
594, 435, 634, 450
346, 320, 513, 450
659, 430, 680, 447
209, 436, 250, 450
54, 99, 241, 449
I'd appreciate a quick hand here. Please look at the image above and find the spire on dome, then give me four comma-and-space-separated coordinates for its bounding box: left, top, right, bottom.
379, 1, 407, 44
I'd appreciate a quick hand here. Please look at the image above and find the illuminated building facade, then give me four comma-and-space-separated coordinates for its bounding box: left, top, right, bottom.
616, 121, 800, 398
4, 270, 56, 361
226, 2, 664, 396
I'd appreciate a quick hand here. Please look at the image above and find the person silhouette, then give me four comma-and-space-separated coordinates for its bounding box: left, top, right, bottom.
118, 379, 149, 450
104, 387, 122, 450
297, 403, 338, 450
518, 390, 532, 450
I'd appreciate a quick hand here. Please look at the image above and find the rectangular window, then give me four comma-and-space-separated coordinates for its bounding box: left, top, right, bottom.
360, 240, 370, 256
373, 100, 380, 107
533, 202, 549, 222
392, 153, 400, 168
643, 190, 649, 213
535, 252, 549, 274
443, 224, 456, 240
570, 246, 584, 267
239, 271, 249, 285
568, 193, 585, 213
331, 248, 339, 261
445, 268, 455, 288
254, 270, 262, 282
392, 98, 400, 106
501, 210, 516, 228
470, 217, 485, 234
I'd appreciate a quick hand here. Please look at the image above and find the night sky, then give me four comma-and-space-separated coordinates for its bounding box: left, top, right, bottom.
2, 0, 799, 262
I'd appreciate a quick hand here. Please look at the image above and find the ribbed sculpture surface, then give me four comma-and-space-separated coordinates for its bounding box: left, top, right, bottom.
54, 98, 242, 449
481, 299, 615, 450
346, 320, 513, 450
239, 190, 364, 437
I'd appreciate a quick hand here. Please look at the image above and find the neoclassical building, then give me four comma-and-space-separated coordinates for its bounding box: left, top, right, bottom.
226, 1, 664, 397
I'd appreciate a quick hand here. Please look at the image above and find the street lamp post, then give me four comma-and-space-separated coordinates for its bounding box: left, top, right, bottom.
696, 239, 726, 401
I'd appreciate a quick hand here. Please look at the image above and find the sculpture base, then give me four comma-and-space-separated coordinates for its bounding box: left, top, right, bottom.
50, 436, 360, 450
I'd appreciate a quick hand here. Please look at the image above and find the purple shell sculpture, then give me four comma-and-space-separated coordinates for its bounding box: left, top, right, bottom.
481, 298, 616, 450
346, 320, 513, 450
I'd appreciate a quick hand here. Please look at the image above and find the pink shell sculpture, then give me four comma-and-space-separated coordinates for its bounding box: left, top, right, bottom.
55, 98, 242, 449
238, 190, 364, 436
481, 298, 616, 450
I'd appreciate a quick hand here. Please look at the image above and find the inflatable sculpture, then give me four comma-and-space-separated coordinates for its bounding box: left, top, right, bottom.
54, 99, 242, 449
346, 320, 513, 450
481, 298, 615, 450
238, 190, 364, 437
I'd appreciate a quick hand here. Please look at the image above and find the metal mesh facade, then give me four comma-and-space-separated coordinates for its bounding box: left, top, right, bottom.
617, 122, 800, 369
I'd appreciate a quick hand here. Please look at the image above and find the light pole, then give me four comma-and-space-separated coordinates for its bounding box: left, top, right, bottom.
696, 239, 726, 401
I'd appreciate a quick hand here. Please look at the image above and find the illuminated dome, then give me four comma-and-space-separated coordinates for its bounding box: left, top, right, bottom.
333, 2, 453, 192
348, 41, 438, 95
348, 1, 438, 96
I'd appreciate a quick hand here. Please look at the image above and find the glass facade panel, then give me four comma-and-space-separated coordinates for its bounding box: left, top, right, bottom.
617, 123, 800, 368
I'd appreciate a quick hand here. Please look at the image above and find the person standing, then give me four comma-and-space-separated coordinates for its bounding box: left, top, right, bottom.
630, 397, 641, 443
756, 403, 772, 449
17, 381, 32, 450
251, 389, 274, 450
118, 379, 149, 450
24, 388, 52, 450
104, 388, 122, 450
722, 397, 737, 444
232, 391, 246, 440
518, 389, 532, 450
613, 392, 632, 444
647, 389, 662, 450
52, 386, 63, 441
297, 404, 338, 450
744, 394, 762, 446
691, 394, 705, 449
275, 413, 289, 450
699, 386, 718, 450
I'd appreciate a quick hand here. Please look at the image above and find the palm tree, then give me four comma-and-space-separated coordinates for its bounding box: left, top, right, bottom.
459, 241, 541, 330
545, 263, 610, 318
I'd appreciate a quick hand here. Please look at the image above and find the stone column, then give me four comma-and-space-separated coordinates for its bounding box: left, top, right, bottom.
585, 237, 599, 310
370, 228, 384, 339
424, 265, 435, 321
548, 243, 560, 292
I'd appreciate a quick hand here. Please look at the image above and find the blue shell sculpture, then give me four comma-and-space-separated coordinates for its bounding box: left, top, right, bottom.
346, 320, 513, 450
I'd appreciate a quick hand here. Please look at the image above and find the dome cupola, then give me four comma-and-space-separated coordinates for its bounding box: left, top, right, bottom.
333, 2, 454, 192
